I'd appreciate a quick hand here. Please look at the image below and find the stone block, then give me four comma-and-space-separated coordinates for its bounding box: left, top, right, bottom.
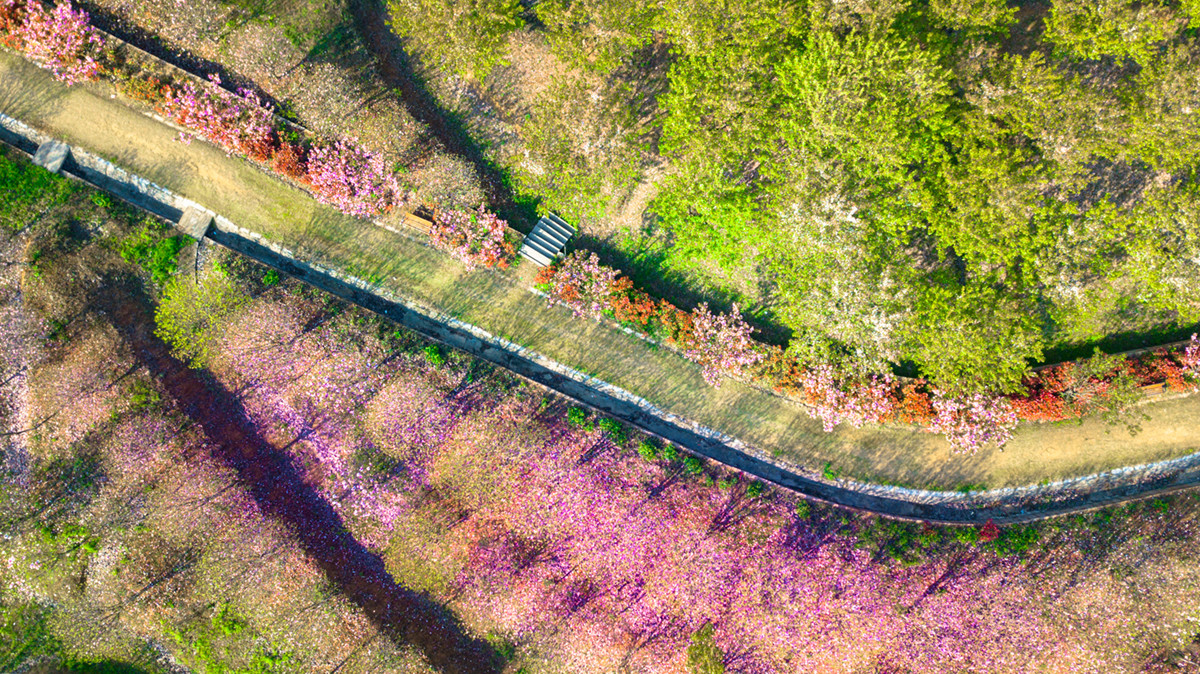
32, 140, 70, 174
178, 207, 213, 241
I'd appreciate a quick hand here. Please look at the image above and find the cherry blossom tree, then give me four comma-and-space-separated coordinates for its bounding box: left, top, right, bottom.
158, 76, 275, 159
928, 390, 1019, 453
305, 140, 399, 218
538, 250, 621, 318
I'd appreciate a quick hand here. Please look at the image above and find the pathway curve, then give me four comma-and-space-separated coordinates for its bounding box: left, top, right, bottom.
4, 54, 1200, 524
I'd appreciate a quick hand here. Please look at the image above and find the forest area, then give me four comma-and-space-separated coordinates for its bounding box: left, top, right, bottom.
4, 145, 1200, 674
385, 0, 1200, 395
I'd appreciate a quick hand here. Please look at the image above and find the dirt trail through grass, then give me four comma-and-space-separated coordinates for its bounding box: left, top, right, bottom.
92, 276, 502, 674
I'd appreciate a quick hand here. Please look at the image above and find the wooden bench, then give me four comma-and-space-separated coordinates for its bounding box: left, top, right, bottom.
1140, 382, 1169, 396
399, 210, 433, 234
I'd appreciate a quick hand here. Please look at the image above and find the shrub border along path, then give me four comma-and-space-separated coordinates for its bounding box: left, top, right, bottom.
6, 46, 1200, 515
10, 107, 1200, 525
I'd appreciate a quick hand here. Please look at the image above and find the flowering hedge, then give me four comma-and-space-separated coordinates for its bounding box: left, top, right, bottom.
1, 0, 103, 85
537, 250, 1200, 453
157, 75, 275, 159
800, 364, 897, 432
536, 251, 763, 385
0, 2, 406, 219
305, 141, 398, 218
428, 206, 516, 269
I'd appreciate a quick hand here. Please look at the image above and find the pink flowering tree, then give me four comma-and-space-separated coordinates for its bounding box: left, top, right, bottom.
928, 390, 1019, 453
1183, 333, 1200, 377
158, 76, 275, 159
800, 364, 897, 431
306, 140, 399, 218
684, 303, 764, 386
428, 206, 516, 269
9, 0, 103, 85
539, 250, 621, 319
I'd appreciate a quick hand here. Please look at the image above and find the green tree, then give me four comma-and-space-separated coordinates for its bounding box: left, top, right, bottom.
928, 0, 1016, 33
901, 281, 1044, 393
770, 27, 955, 240
535, 0, 659, 73
154, 268, 248, 367
1043, 0, 1185, 64
686, 623, 725, 674
387, 0, 524, 80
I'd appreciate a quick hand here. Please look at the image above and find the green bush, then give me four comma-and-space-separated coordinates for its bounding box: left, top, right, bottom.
794, 500, 811, 519
422, 344, 446, 367
953, 526, 979, 546
566, 406, 594, 431
597, 418, 626, 444
660, 444, 679, 463
118, 227, 187, 285
992, 525, 1039, 557
636, 440, 658, 461
822, 462, 839, 481
682, 456, 704, 474
746, 481, 764, 498
262, 269, 281, 286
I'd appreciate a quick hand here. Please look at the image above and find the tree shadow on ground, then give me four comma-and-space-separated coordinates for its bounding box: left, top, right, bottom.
91, 275, 503, 674
345, 0, 539, 229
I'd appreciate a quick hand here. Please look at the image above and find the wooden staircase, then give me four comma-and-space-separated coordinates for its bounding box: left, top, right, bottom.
519, 213, 575, 266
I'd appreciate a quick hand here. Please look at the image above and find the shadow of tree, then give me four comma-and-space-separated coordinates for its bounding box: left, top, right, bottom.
0, 59, 68, 128
91, 275, 503, 674
345, 0, 539, 229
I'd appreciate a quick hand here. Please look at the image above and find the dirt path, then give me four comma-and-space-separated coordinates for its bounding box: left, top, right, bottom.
6, 45, 1200, 499
91, 278, 502, 674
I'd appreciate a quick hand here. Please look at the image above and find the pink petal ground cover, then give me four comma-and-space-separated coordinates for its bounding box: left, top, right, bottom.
195, 293, 1200, 673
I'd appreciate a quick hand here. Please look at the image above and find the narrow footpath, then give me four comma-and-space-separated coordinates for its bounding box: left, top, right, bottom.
4, 49, 1200, 523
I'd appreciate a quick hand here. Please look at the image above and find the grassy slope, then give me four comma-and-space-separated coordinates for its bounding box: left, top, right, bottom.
2, 49, 1199, 491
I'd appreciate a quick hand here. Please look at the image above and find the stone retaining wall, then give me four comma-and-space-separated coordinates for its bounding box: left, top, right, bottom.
5, 110, 1200, 525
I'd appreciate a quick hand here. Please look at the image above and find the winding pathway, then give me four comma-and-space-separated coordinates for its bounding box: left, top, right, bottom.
5, 107, 1200, 525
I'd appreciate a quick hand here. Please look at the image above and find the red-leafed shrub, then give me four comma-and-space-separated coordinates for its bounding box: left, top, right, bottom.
979, 519, 1000, 542
891, 381, 935, 425
1009, 391, 1069, 422
271, 141, 306, 181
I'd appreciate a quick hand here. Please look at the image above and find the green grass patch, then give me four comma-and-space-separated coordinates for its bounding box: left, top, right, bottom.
118, 225, 187, 285
0, 146, 77, 231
